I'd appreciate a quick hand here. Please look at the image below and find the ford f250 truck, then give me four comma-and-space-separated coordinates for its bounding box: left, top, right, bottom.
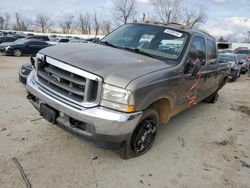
26, 23, 229, 159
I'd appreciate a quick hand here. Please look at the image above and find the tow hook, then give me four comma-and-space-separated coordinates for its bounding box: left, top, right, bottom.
27, 94, 36, 101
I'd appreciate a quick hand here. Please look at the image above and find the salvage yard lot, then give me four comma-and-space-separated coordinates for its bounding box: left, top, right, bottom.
0, 55, 250, 188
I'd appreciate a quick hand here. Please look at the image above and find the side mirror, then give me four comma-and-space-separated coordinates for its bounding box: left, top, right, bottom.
184, 58, 202, 77
184, 59, 192, 74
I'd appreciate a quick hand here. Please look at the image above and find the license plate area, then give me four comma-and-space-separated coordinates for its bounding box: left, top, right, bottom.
40, 104, 58, 124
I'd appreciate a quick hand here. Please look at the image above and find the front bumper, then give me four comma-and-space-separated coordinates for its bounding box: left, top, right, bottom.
229, 69, 238, 76
5, 49, 12, 55
241, 67, 247, 72
26, 71, 142, 149
0, 48, 5, 53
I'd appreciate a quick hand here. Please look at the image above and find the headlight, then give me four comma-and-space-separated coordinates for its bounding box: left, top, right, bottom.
34, 53, 45, 70
101, 84, 135, 112
5, 46, 10, 50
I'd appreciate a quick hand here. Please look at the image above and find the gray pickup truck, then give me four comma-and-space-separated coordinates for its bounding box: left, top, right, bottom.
26, 23, 229, 159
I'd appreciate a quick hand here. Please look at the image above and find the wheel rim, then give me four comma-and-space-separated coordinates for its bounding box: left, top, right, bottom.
14, 50, 21, 56
132, 119, 156, 154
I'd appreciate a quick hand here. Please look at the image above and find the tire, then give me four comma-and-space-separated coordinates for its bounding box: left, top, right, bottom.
231, 75, 237, 82
241, 70, 246, 74
118, 108, 159, 159
203, 92, 219, 104
13, 49, 22, 57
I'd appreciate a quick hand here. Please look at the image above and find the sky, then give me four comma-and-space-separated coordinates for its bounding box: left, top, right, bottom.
0, 0, 250, 41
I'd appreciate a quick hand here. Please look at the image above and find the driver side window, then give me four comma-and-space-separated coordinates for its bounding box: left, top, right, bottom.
189, 36, 206, 66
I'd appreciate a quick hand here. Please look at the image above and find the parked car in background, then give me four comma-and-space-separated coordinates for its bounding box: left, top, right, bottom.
219, 54, 241, 82
48, 38, 70, 45
10, 35, 25, 39
0, 31, 7, 36
27, 35, 50, 41
0, 36, 17, 44
26, 33, 34, 37
0, 38, 31, 53
218, 49, 225, 54
57, 38, 70, 43
4, 39, 50, 56
237, 54, 249, 74
234, 48, 250, 61
85, 37, 100, 43
224, 49, 234, 54
49, 35, 58, 42
19, 61, 32, 84
69, 38, 87, 43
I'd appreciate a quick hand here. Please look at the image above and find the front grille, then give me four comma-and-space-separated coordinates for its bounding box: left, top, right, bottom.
36, 55, 102, 107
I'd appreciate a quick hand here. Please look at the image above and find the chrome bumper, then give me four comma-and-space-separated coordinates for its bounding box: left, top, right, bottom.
26, 71, 142, 149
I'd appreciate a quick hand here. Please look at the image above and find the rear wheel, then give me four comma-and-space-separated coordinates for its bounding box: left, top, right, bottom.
238, 70, 241, 77
203, 92, 219, 104
231, 75, 237, 82
118, 108, 159, 159
13, 49, 22, 57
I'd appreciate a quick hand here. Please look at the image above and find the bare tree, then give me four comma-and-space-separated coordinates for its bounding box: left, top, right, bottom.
0, 13, 10, 30
13, 12, 32, 31
59, 15, 78, 34
35, 14, 53, 33
101, 20, 112, 35
182, 5, 207, 27
93, 11, 100, 37
150, 0, 207, 27
150, 0, 182, 23
0, 16, 4, 30
78, 12, 92, 34
113, 0, 137, 24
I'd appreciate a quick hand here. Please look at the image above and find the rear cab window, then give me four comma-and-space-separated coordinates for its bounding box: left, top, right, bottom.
207, 39, 217, 65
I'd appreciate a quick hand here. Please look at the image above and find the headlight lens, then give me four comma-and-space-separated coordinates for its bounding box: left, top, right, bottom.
5, 46, 10, 50
101, 84, 135, 112
102, 84, 132, 104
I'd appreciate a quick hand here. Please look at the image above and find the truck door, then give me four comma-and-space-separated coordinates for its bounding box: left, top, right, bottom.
177, 36, 207, 110
204, 39, 219, 92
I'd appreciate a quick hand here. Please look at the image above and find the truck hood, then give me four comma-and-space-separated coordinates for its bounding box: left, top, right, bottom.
40, 43, 170, 88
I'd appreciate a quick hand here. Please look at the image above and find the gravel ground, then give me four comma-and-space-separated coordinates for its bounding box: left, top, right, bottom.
0, 55, 250, 188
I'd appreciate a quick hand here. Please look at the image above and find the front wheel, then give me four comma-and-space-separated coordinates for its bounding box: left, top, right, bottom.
118, 108, 159, 159
13, 49, 22, 57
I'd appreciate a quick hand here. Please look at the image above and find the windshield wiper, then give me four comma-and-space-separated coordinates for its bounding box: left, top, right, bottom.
100, 41, 120, 49
123, 47, 155, 58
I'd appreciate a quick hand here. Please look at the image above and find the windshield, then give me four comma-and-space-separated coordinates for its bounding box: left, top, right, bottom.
219, 55, 236, 63
101, 23, 189, 62
236, 50, 250, 55
13, 38, 27, 44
